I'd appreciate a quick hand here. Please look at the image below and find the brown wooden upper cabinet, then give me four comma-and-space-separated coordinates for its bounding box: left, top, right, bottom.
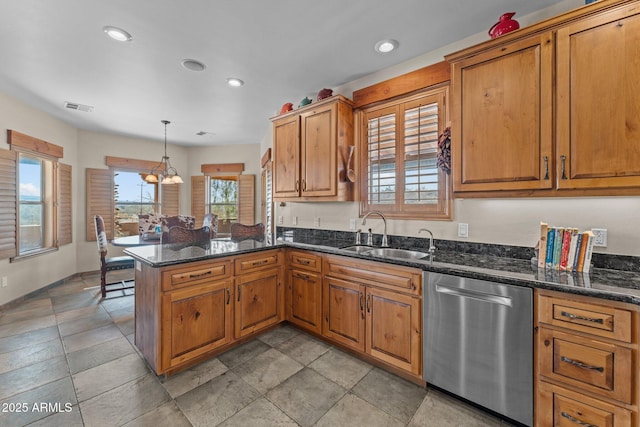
447, 0, 640, 197
271, 95, 355, 201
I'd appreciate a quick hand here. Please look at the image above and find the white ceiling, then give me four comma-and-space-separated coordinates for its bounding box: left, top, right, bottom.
0, 0, 566, 147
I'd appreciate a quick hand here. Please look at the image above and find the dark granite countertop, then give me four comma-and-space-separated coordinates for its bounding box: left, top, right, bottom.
124, 236, 640, 306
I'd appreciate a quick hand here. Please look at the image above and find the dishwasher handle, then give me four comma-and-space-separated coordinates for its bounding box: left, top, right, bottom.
435, 284, 513, 307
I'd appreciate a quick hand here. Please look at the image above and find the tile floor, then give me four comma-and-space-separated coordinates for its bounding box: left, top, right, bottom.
0, 270, 517, 426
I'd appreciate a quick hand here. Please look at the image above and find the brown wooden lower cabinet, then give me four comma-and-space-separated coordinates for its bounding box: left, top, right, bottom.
161, 280, 233, 370
234, 267, 282, 338
288, 268, 322, 334
322, 255, 422, 377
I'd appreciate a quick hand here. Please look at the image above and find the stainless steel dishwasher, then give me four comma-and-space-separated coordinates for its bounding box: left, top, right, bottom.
423, 272, 533, 426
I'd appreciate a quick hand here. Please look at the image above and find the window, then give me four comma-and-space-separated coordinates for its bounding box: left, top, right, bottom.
209, 177, 238, 236
18, 153, 54, 254
114, 171, 158, 237
360, 87, 451, 219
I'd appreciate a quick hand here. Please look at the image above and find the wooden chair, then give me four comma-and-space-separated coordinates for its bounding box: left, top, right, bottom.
202, 213, 218, 238
230, 222, 265, 241
94, 215, 135, 298
164, 226, 211, 245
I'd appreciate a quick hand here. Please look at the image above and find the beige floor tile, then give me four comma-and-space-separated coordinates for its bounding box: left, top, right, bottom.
0, 355, 69, 400
27, 406, 84, 427
0, 325, 59, 354
218, 397, 298, 427
309, 348, 373, 389
408, 389, 502, 427
122, 401, 191, 427
161, 357, 228, 398
62, 324, 123, 353
80, 373, 169, 427
233, 348, 303, 394
315, 393, 404, 427
256, 324, 300, 347
72, 353, 149, 402
275, 332, 329, 365
218, 338, 270, 369
0, 336, 64, 374
0, 314, 57, 339
67, 336, 135, 375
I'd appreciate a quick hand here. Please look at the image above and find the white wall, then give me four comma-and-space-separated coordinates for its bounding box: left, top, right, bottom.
269, 0, 640, 257
0, 92, 79, 305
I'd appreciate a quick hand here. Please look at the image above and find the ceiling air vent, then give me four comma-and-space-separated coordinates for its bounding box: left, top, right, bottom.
64, 101, 94, 112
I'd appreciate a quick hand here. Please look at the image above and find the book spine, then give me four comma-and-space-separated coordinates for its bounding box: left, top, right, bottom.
545, 227, 555, 268
582, 231, 595, 273
552, 228, 563, 269
576, 232, 590, 272
559, 229, 572, 271
572, 233, 583, 272
538, 222, 548, 269
566, 228, 579, 271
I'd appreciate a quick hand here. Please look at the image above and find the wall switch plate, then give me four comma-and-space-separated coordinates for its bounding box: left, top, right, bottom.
458, 223, 469, 238
1, 277, 7, 287
292, 216, 298, 225
349, 218, 356, 230
592, 228, 607, 247
314, 217, 320, 227
278, 215, 283, 225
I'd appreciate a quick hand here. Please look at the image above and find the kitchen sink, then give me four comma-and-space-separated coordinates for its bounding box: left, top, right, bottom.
366, 248, 431, 260
341, 245, 431, 261
340, 245, 375, 254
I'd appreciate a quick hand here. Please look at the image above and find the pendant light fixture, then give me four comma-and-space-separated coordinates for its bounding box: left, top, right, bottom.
144, 120, 183, 184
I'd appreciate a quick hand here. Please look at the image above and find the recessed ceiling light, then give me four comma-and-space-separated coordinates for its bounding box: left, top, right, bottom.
181, 59, 206, 72
226, 77, 244, 87
374, 39, 399, 54
103, 26, 133, 42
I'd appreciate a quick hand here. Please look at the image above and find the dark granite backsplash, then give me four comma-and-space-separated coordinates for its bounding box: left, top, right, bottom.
276, 226, 640, 273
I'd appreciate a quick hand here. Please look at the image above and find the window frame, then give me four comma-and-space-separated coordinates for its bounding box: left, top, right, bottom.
358, 85, 452, 220
113, 169, 160, 237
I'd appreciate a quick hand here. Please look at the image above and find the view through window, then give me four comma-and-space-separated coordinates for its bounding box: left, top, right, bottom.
18, 154, 51, 253
114, 171, 158, 237
209, 177, 238, 236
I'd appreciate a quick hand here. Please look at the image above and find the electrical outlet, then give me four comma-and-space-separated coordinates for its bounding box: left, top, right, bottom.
278, 215, 283, 225
592, 228, 607, 247
349, 218, 356, 230
1, 277, 7, 288
314, 217, 320, 227
458, 223, 469, 238
292, 216, 298, 225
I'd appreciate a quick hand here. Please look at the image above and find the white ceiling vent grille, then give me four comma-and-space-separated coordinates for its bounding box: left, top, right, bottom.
64, 101, 93, 112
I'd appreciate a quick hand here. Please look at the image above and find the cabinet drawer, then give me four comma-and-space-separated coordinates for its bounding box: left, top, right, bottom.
235, 250, 282, 275
288, 250, 322, 272
538, 295, 632, 343
539, 328, 632, 404
162, 260, 232, 291
324, 255, 421, 296
538, 382, 632, 427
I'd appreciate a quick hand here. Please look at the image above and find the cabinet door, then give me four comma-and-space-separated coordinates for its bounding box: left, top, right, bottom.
366, 287, 421, 376
301, 103, 337, 197
322, 276, 365, 352
556, 6, 640, 189
161, 280, 233, 370
235, 268, 282, 338
288, 269, 322, 334
451, 32, 554, 192
273, 115, 300, 198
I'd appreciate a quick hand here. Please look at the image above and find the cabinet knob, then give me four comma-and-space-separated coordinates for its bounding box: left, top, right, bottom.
544, 339, 550, 347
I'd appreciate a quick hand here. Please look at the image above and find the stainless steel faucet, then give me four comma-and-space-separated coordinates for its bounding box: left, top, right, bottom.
418, 228, 436, 255
362, 211, 388, 247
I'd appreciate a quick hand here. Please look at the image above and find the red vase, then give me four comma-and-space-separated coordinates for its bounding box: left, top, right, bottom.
488, 12, 520, 39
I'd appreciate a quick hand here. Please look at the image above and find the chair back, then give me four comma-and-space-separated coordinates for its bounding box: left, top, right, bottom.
230, 222, 265, 241
162, 215, 195, 232
94, 215, 109, 255
202, 213, 218, 238
164, 226, 211, 244
138, 213, 165, 235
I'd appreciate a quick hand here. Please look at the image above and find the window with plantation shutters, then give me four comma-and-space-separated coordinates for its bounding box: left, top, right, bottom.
58, 163, 72, 245
360, 87, 451, 220
0, 149, 17, 259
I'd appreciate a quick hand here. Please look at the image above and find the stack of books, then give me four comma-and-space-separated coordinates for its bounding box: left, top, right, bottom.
537, 222, 595, 273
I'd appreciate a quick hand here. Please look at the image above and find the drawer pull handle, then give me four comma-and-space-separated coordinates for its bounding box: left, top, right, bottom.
295, 273, 310, 280
560, 155, 567, 180
189, 270, 212, 279
560, 311, 604, 324
251, 260, 269, 267
237, 285, 241, 302
561, 411, 598, 427
561, 356, 604, 373
359, 292, 364, 319
366, 294, 371, 313
226, 288, 230, 305
298, 259, 311, 265
543, 155, 549, 180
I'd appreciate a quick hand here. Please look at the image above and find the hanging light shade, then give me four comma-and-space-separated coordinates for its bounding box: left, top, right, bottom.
144, 120, 182, 185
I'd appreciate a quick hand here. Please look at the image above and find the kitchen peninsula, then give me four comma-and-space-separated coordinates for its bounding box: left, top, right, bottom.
126, 234, 640, 425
